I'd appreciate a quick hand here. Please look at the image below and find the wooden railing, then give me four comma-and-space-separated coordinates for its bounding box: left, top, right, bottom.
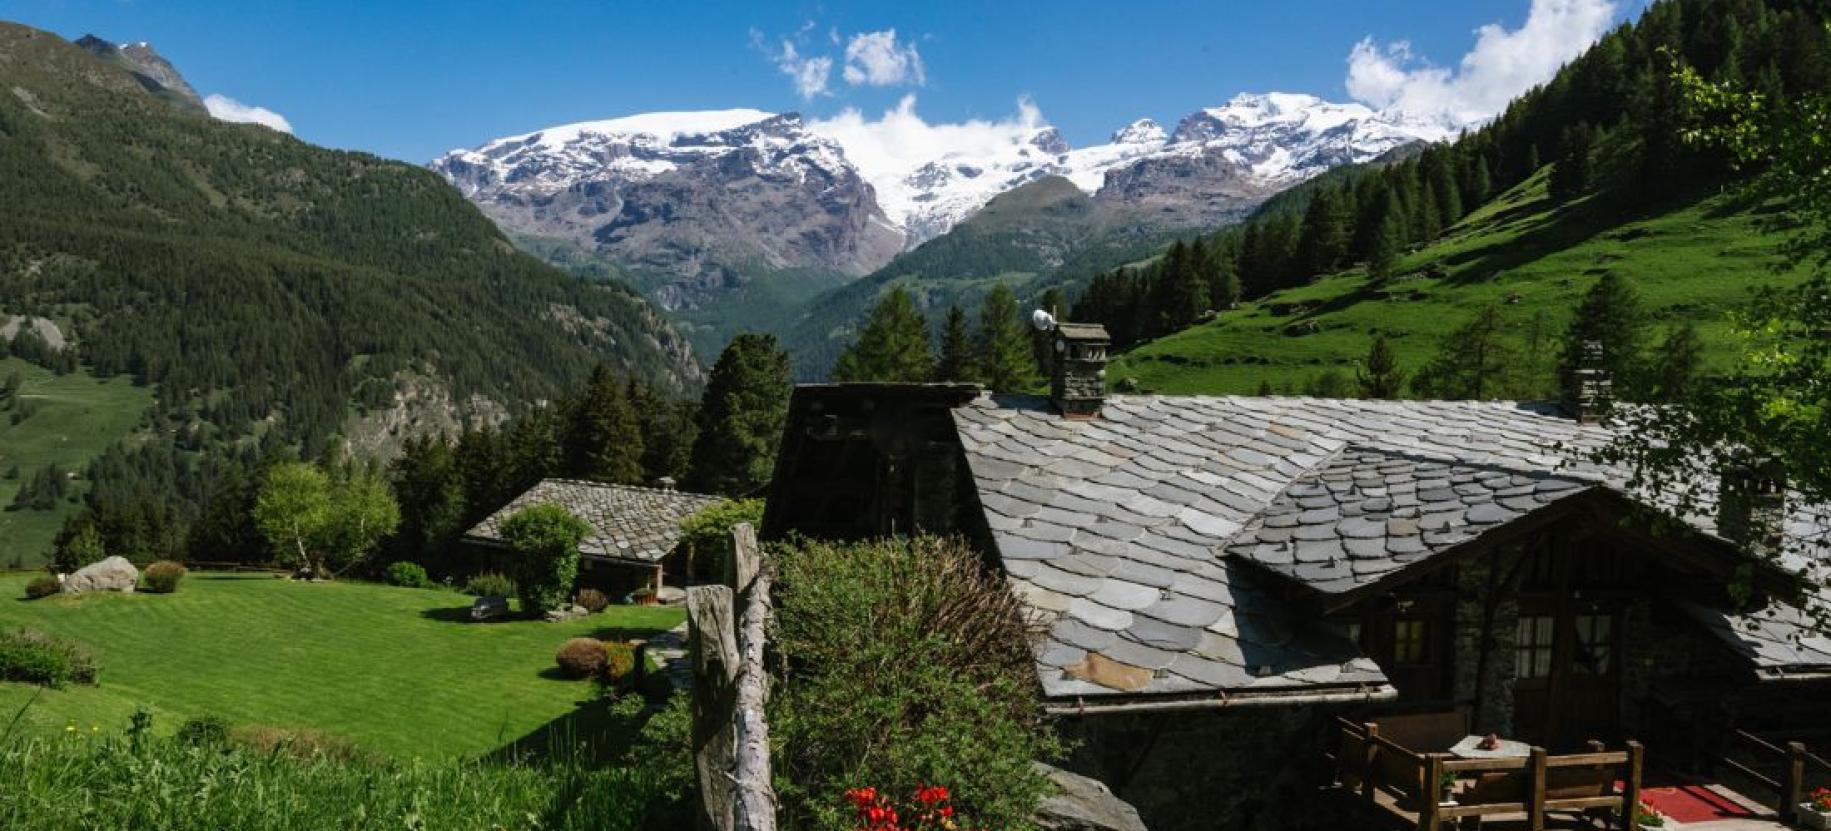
1336, 718, 1644, 831
1717, 729, 1831, 824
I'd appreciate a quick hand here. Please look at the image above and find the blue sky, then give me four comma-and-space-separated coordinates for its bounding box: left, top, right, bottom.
4, 0, 1648, 162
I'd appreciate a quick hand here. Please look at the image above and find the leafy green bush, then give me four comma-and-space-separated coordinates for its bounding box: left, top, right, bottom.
603, 641, 637, 682
555, 638, 607, 679
384, 561, 432, 589
0, 628, 99, 688
176, 715, 232, 748
772, 536, 1060, 831
49, 519, 106, 575
142, 560, 187, 593
230, 725, 374, 764
463, 571, 515, 597
575, 588, 609, 613
500, 505, 590, 616
24, 575, 59, 600
678, 499, 765, 583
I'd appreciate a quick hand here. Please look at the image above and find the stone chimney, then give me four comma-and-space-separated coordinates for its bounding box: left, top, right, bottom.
1718, 456, 1787, 558
654, 476, 677, 492
1051, 322, 1111, 419
1562, 340, 1613, 425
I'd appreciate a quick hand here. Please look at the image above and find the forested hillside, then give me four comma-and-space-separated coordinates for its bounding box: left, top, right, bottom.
1080, 0, 1828, 394
0, 23, 701, 563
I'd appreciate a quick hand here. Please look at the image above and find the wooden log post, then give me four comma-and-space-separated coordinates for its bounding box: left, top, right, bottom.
1527, 746, 1548, 831
729, 523, 776, 831
1364, 723, 1382, 807
1622, 741, 1644, 831
1784, 741, 1808, 825
689, 585, 739, 831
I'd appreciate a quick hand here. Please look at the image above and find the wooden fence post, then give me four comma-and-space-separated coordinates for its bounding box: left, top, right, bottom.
688, 585, 738, 831
1784, 741, 1807, 824
729, 523, 776, 831
1527, 746, 1547, 831
1364, 723, 1381, 806
1623, 741, 1643, 831
1420, 754, 1443, 831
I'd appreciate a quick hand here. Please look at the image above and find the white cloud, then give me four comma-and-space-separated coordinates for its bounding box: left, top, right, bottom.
753, 27, 833, 100
807, 94, 1045, 182
203, 93, 292, 133
841, 29, 925, 88
1345, 0, 1617, 125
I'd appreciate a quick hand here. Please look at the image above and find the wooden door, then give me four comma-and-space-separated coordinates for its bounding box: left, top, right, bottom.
1512, 609, 1621, 748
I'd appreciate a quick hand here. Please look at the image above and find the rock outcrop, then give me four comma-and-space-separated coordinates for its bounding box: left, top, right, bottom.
1033, 763, 1150, 831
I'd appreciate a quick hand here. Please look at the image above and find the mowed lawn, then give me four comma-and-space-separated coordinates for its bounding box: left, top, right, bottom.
0, 572, 682, 759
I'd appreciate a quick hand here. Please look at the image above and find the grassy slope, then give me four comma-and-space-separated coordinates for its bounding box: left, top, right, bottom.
0, 358, 152, 566
1109, 169, 1807, 394
0, 573, 682, 759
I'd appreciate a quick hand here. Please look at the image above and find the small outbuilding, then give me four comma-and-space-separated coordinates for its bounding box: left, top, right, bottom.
463, 479, 723, 598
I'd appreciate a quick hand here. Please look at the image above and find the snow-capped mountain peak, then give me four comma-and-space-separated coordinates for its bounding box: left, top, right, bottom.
1110, 118, 1168, 145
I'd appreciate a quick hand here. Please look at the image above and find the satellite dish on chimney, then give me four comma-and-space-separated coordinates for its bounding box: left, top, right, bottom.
1031, 309, 1057, 333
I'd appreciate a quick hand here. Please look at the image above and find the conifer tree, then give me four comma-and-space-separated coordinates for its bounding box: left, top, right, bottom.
1366, 192, 1405, 281
935, 305, 974, 383
833, 287, 934, 383
1549, 123, 1595, 203
1358, 335, 1406, 399
1412, 305, 1519, 400
563, 366, 644, 484
1207, 237, 1243, 310
1147, 241, 1209, 336
1559, 272, 1648, 398
628, 378, 695, 483
1648, 323, 1704, 402
1297, 188, 1352, 277
974, 284, 1039, 393
687, 334, 791, 497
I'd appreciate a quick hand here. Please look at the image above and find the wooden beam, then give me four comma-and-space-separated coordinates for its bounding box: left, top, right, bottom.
1784, 741, 1807, 825
1526, 747, 1547, 831
1420, 754, 1443, 831
1622, 741, 1644, 831
688, 585, 738, 831
1364, 723, 1382, 808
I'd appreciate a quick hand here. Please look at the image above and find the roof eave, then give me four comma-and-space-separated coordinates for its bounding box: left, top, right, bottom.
1042, 682, 1399, 716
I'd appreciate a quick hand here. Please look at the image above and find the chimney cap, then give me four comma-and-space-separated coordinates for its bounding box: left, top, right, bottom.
1055, 322, 1111, 343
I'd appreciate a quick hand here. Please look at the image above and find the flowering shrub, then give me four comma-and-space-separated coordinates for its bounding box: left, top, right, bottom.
844, 785, 976, 831
1634, 800, 1667, 827
1809, 787, 1831, 813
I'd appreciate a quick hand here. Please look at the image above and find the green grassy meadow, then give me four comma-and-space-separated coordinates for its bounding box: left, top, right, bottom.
0, 572, 683, 759
1109, 171, 1808, 395
0, 358, 153, 567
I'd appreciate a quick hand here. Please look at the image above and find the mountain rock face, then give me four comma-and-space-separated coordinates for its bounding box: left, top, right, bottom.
73, 35, 205, 113
433, 111, 906, 312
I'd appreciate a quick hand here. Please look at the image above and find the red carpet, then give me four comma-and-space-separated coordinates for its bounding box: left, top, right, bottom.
1627, 774, 1759, 824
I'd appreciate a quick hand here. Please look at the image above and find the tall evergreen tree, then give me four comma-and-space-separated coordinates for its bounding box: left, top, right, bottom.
387, 435, 466, 563
1411, 306, 1520, 400
1147, 241, 1209, 336
1648, 322, 1705, 402
1297, 188, 1353, 277
687, 334, 791, 497
1549, 123, 1596, 202
1358, 335, 1406, 399
628, 378, 695, 483
563, 366, 644, 484
1365, 192, 1405, 281
833, 287, 933, 383
935, 305, 974, 383
1559, 272, 1649, 399
975, 284, 1039, 393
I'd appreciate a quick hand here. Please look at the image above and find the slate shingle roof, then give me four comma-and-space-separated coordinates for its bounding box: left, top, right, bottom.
465, 479, 722, 565
1226, 447, 1595, 595
951, 394, 1831, 703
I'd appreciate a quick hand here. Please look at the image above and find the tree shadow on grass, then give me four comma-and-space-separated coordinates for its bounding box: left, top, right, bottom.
488, 690, 651, 766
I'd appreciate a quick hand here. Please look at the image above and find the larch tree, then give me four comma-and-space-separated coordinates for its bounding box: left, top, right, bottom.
687, 333, 791, 497
1358, 335, 1406, 399
934, 305, 975, 383
1559, 272, 1648, 399
833, 287, 933, 383
974, 284, 1039, 393
563, 365, 644, 484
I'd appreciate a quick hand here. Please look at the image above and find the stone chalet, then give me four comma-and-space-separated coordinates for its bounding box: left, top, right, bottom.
762, 323, 1831, 830
464, 478, 722, 596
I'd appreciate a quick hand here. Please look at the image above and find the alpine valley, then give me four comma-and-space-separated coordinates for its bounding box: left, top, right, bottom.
432, 93, 1455, 370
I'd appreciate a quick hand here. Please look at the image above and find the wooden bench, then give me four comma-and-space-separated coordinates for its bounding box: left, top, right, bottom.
1335, 719, 1644, 831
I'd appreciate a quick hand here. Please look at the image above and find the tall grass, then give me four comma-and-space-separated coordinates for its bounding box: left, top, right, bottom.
0, 697, 695, 830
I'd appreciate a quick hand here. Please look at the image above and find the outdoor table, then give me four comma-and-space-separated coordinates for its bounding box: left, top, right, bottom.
1448, 734, 1532, 760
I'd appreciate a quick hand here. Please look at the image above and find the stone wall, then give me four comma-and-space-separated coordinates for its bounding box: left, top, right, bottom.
1058, 705, 1359, 831
1618, 597, 1746, 736
1451, 548, 1522, 734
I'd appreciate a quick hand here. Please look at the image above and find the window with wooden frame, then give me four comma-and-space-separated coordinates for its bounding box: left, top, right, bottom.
1570, 613, 1614, 676
1515, 614, 1556, 679
1393, 618, 1431, 665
